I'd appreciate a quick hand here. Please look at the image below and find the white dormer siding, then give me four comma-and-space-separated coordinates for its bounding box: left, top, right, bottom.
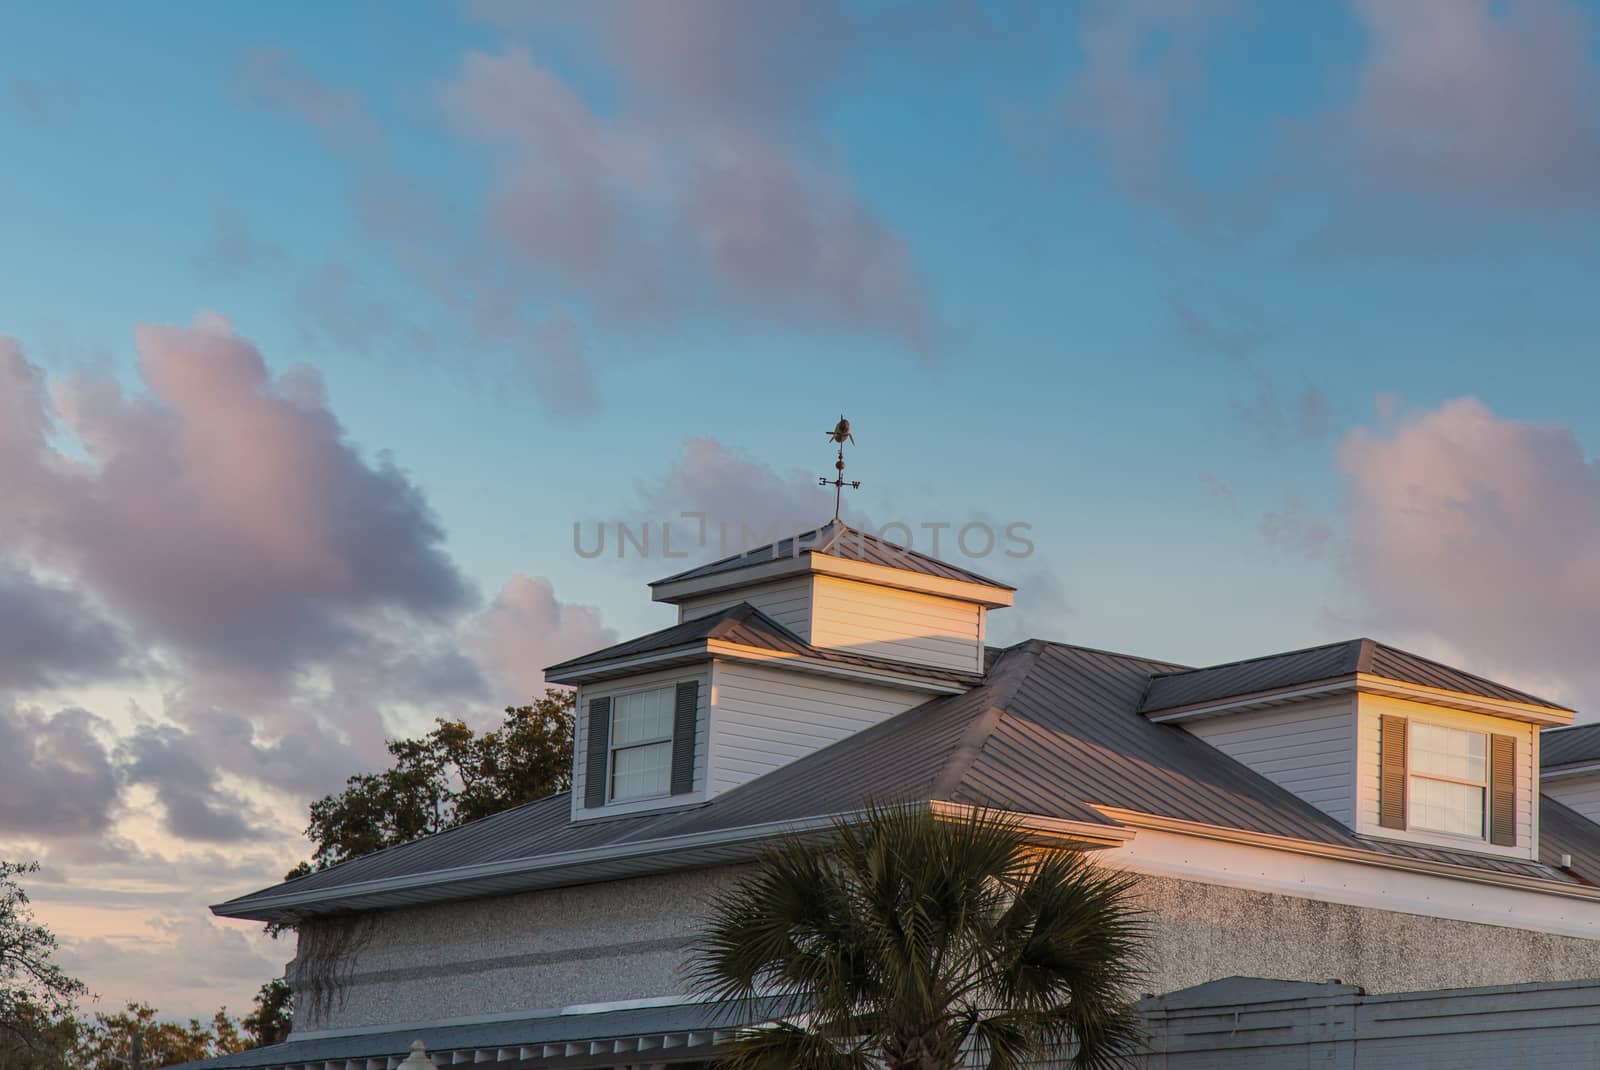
1544, 772, 1600, 824
809, 575, 985, 674
706, 660, 925, 796
677, 576, 813, 634
1182, 696, 1358, 827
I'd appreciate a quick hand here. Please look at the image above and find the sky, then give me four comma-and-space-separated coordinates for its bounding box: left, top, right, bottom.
3, 0, 1600, 1022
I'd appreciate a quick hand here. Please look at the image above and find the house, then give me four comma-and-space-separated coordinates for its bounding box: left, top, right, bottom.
186, 521, 1600, 1069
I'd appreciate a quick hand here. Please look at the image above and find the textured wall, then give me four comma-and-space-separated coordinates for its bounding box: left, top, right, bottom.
1132, 875, 1600, 995
292, 867, 1600, 1033
291, 866, 752, 1032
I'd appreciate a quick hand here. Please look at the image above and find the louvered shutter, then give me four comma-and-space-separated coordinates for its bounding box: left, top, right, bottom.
1489, 734, 1517, 846
584, 696, 611, 809
670, 680, 698, 796
1379, 715, 1407, 830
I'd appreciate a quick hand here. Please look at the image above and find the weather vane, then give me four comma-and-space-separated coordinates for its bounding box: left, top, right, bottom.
821, 414, 860, 520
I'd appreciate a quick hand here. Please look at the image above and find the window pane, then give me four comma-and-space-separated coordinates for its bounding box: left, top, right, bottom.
1410, 776, 1485, 838
612, 741, 671, 801
1410, 723, 1486, 783
613, 687, 674, 746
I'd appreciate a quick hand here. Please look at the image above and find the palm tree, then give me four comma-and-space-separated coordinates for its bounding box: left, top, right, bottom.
691, 804, 1147, 1070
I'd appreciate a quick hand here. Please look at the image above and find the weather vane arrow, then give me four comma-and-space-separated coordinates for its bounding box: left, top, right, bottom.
821, 414, 860, 520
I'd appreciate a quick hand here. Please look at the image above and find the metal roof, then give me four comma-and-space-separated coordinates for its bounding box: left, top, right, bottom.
1542, 723, 1600, 771
216, 640, 1593, 924
167, 998, 776, 1070
1140, 638, 1570, 714
648, 520, 1013, 591
542, 602, 980, 686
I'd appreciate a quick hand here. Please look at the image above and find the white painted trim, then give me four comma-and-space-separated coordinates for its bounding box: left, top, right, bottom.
1093, 806, 1600, 905
1098, 823, 1600, 940
549, 639, 974, 694
1543, 761, 1600, 781
288, 995, 709, 1042
1148, 674, 1571, 727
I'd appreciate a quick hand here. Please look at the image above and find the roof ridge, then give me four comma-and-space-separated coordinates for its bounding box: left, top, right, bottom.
1362, 638, 1571, 710
928, 644, 1043, 801
1145, 637, 1359, 680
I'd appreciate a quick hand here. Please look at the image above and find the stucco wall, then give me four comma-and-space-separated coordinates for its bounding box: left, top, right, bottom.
1131, 875, 1600, 996
292, 866, 1600, 1034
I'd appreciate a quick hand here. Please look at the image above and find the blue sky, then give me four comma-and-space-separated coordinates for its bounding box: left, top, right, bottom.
4, 0, 1600, 1019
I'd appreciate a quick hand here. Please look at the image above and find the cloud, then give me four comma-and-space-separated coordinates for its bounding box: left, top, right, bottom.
1060, 0, 1253, 236
119, 726, 268, 843
236, 47, 380, 153
632, 436, 840, 555
1337, 397, 1600, 705
0, 320, 474, 696
1168, 303, 1330, 444
0, 561, 131, 690
193, 208, 284, 281
468, 576, 616, 697
0, 703, 121, 837
438, 44, 936, 351
1330, 0, 1600, 215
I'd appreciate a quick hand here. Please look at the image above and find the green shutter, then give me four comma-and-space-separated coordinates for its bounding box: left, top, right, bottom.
670, 680, 698, 796
585, 697, 611, 809
1489, 734, 1517, 847
1379, 715, 1407, 830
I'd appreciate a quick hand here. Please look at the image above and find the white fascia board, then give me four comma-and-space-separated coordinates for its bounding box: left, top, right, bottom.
1146, 675, 1572, 727
1542, 762, 1600, 782
211, 804, 1129, 920
649, 555, 812, 603
1093, 805, 1600, 906
549, 640, 972, 693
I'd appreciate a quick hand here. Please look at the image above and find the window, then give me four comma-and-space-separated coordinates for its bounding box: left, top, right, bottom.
1408, 722, 1487, 839
609, 686, 675, 801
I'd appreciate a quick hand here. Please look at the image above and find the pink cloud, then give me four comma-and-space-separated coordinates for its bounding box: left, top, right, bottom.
468, 575, 616, 699
1, 318, 472, 694
1338, 397, 1600, 704
236, 47, 381, 154
437, 44, 936, 351
1337, 0, 1600, 212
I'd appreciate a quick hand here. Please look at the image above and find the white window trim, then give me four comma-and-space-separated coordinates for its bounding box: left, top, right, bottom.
1407, 720, 1490, 841
606, 682, 676, 804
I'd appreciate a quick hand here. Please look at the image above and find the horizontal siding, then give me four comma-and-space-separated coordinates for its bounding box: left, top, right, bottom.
809, 575, 983, 673
707, 661, 923, 796
1543, 773, 1600, 825
1185, 697, 1356, 826
1355, 694, 1538, 861
677, 577, 812, 638
572, 666, 709, 820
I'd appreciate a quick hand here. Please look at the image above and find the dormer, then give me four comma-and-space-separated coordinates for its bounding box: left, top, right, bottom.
1142, 639, 1574, 862
547, 522, 1011, 821
650, 521, 1014, 675
1541, 723, 1600, 824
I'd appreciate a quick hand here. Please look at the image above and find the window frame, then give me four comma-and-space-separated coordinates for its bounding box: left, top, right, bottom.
606, 683, 676, 803
1406, 720, 1489, 841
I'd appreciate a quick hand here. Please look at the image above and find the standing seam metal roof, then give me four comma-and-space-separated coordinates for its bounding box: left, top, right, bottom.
1140, 638, 1569, 713
648, 520, 1014, 590
1542, 723, 1600, 770
215, 639, 1595, 923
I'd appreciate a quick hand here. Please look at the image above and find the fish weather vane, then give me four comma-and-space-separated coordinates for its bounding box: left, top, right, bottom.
821, 414, 860, 520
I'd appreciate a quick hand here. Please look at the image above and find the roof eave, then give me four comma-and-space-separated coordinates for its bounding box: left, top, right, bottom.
211, 804, 1129, 923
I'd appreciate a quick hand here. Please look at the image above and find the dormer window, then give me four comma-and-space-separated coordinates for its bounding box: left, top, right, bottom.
1408, 722, 1488, 839
609, 685, 676, 802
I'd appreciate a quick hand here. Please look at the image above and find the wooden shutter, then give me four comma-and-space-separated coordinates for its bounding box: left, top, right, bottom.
584, 697, 611, 809
670, 680, 699, 796
1489, 734, 1517, 847
1379, 715, 1408, 830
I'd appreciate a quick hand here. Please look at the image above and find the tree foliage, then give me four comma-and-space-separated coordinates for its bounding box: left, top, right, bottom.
292, 689, 576, 875
73, 1003, 246, 1070
240, 980, 292, 1048
691, 805, 1148, 1070
0, 862, 87, 1056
